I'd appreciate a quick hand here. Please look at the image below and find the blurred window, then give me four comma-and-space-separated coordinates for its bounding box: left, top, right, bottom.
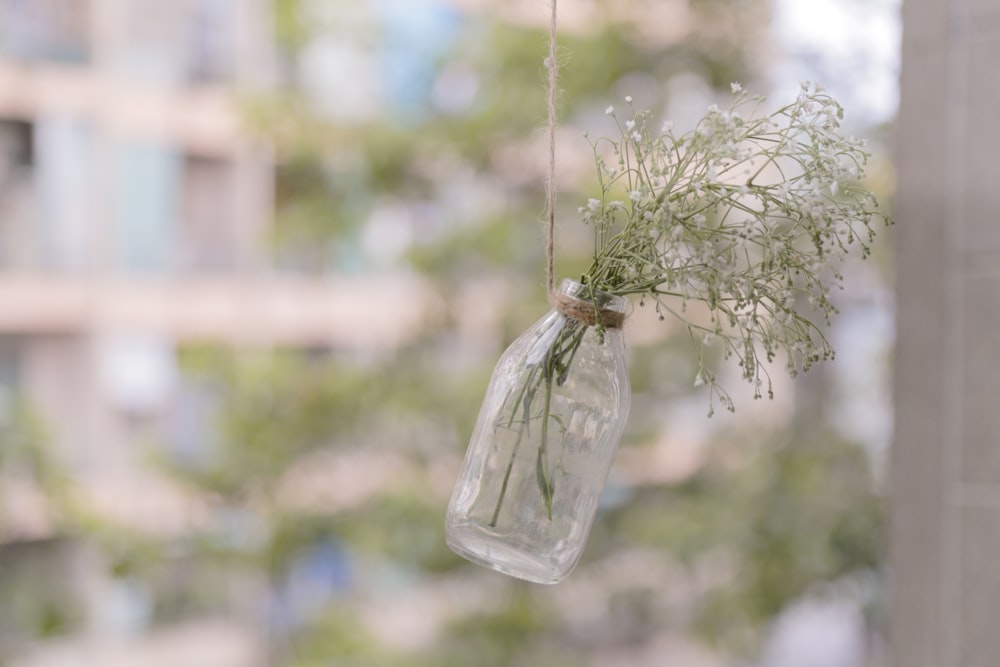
119, 1, 188, 84
0, 120, 35, 270
117, 141, 181, 274
179, 155, 237, 272
0, 120, 32, 169
0, 335, 20, 397
34, 115, 94, 271
163, 375, 219, 468
0, 0, 90, 64
120, 0, 237, 85
185, 0, 236, 84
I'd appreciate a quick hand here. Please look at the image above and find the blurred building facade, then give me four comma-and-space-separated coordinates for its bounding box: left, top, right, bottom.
0, 1, 430, 665
0, 1, 273, 664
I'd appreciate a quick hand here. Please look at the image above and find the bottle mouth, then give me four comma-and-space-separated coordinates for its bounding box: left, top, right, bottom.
554, 279, 627, 329
558, 279, 627, 314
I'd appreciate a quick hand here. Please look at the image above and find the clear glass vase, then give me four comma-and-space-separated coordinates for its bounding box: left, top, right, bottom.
446, 279, 630, 584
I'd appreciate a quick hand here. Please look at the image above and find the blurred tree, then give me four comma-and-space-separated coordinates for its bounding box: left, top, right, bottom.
0, 401, 80, 653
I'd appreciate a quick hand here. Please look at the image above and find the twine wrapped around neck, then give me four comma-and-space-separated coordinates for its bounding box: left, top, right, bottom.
549, 291, 625, 329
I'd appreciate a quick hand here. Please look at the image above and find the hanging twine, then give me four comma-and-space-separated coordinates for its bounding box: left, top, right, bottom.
543, 0, 625, 331
544, 0, 558, 297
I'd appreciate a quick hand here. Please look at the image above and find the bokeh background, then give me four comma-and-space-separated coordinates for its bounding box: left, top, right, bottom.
0, 1, 899, 665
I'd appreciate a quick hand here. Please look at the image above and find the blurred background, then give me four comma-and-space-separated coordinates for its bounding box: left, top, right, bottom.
0, 0, 900, 665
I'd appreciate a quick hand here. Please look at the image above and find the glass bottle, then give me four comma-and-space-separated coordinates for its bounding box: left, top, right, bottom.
446, 279, 630, 584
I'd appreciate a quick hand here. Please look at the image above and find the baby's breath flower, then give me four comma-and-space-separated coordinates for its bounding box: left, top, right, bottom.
625, 95, 633, 103
605, 105, 614, 115
730, 82, 743, 93
578, 85, 891, 413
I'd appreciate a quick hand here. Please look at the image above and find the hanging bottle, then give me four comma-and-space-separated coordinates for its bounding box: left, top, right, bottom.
446, 279, 630, 584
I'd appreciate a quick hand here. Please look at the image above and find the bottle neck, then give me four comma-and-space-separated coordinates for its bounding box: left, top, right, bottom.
550, 280, 626, 329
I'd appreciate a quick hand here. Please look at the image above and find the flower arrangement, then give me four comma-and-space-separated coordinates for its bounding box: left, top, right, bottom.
489, 82, 890, 527
577, 82, 890, 413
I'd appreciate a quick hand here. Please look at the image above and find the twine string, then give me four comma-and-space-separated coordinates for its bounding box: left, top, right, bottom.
544, 0, 558, 296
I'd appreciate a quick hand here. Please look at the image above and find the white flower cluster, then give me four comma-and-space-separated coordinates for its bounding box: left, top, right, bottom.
579, 85, 891, 414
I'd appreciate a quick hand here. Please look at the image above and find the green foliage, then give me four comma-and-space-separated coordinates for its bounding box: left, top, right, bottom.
320, 485, 460, 574
609, 422, 882, 655
0, 540, 84, 648
284, 608, 392, 667
0, 400, 62, 509
427, 588, 577, 667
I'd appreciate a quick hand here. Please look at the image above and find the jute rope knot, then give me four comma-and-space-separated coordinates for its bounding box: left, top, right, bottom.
549, 292, 625, 330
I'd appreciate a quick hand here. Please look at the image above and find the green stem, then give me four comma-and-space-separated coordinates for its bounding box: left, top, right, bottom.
489, 365, 541, 527
487, 325, 583, 527
489, 418, 526, 528
536, 370, 555, 520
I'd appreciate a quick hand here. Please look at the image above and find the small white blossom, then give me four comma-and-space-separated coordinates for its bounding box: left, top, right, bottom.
605, 105, 615, 115
661, 120, 674, 133
629, 190, 642, 202
730, 82, 743, 94
625, 120, 635, 130
625, 95, 633, 103
632, 131, 642, 142
587, 198, 601, 211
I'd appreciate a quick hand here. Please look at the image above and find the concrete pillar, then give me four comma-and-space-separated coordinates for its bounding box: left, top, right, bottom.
892, 1, 1000, 666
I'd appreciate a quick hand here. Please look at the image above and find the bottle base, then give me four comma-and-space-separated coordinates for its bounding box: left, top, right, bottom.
446, 523, 569, 585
